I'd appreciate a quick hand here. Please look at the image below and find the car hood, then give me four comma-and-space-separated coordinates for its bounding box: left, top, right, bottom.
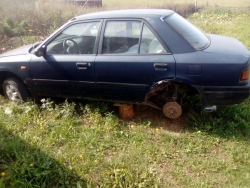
0, 43, 39, 58
203, 34, 250, 56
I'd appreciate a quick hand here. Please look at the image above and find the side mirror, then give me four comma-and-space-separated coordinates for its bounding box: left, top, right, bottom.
34, 45, 46, 57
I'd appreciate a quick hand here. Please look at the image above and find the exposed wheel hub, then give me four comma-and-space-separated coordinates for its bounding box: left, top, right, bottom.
163, 102, 182, 119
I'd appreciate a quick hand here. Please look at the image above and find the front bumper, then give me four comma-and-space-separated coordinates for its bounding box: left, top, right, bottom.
193, 82, 250, 106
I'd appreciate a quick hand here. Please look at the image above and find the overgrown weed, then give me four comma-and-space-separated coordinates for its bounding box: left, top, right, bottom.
190, 102, 250, 139
0, 96, 250, 187
0, 3, 250, 187
0, 0, 197, 40
189, 7, 250, 50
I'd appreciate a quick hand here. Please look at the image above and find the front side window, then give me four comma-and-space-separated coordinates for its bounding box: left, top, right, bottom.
165, 13, 210, 50
47, 21, 100, 55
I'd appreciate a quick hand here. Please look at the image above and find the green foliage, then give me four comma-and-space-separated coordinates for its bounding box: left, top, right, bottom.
179, 92, 202, 112
190, 98, 250, 138
0, 18, 29, 37
85, 101, 111, 116
0, 96, 250, 187
188, 7, 250, 50
0, 4, 250, 188
190, 8, 250, 22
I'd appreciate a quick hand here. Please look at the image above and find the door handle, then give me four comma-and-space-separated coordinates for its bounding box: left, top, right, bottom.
154, 63, 168, 68
76, 62, 90, 69
76, 62, 87, 67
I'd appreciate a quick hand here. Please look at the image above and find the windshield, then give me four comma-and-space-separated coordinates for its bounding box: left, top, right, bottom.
165, 13, 210, 50
31, 21, 70, 53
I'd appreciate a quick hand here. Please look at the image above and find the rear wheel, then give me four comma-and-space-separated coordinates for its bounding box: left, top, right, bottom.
3, 78, 30, 102
163, 101, 182, 119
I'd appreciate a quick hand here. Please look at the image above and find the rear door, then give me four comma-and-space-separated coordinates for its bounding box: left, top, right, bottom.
95, 20, 176, 102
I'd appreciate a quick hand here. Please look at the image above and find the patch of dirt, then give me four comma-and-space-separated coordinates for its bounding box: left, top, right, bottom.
114, 104, 197, 133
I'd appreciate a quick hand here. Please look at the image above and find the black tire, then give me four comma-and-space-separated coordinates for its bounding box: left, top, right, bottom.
3, 78, 30, 102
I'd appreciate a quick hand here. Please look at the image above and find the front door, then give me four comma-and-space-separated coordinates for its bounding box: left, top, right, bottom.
30, 21, 101, 99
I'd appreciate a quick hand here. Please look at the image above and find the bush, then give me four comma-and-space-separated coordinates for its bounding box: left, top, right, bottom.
0, 18, 28, 37
0, 0, 77, 37
190, 98, 250, 138
0, 0, 198, 39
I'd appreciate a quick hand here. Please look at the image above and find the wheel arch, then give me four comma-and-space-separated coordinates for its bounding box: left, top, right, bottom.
0, 71, 28, 92
144, 79, 202, 108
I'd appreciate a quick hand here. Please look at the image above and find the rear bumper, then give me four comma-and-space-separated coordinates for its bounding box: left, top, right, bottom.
193, 82, 250, 106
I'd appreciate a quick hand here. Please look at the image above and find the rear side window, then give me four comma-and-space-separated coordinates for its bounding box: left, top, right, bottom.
140, 24, 166, 54
102, 21, 142, 54
165, 13, 210, 50
102, 20, 168, 54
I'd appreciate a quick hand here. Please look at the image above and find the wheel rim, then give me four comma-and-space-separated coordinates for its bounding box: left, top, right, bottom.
163, 102, 182, 119
5, 85, 21, 102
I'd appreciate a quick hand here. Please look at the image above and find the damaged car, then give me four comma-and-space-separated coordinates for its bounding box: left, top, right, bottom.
0, 9, 250, 119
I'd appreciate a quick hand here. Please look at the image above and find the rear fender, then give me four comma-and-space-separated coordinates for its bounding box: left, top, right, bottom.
144, 80, 201, 108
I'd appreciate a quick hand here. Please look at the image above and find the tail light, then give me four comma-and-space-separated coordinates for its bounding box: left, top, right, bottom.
240, 67, 250, 81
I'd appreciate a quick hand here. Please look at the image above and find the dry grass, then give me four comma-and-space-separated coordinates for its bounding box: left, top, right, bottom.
0, 0, 249, 40
0, 0, 197, 53
103, 0, 250, 8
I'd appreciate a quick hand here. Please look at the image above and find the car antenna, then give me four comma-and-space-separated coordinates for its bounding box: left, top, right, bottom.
75, 0, 89, 17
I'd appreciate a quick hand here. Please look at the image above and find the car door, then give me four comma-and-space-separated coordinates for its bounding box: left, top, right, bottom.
30, 21, 101, 98
95, 20, 176, 102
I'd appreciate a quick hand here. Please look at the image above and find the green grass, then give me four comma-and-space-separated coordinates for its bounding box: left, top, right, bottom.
1, 4, 250, 188
0, 96, 250, 187
188, 8, 250, 50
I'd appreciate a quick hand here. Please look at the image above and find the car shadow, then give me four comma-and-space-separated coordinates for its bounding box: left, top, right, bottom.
0, 125, 87, 187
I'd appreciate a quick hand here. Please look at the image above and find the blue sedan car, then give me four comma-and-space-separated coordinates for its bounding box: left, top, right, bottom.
0, 9, 250, 118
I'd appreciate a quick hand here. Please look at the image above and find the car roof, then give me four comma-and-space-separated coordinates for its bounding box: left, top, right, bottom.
73, 9, 174, 20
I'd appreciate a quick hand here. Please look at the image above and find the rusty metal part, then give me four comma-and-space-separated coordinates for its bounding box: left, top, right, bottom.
163, 102, 182, 119
142, 101, 162, 110
114, 103, 130, 107
144, 81, 171, 102
172, 84, 179, 101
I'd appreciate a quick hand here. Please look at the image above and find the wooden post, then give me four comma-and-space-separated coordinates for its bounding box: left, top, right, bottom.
114, 103, 134, 120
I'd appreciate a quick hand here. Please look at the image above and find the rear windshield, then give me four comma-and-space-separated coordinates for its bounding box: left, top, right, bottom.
165, 13, 210, 50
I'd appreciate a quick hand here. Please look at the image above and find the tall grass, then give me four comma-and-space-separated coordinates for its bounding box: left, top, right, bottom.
103, 0, 250, 8
188, 7, 250, 50
0, 0, 249, 37
0, 2, 250, 186
0, 0, 198, 52
0, 0, 200, 38
0, 0, 77, 37
0, 97, 250, 187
